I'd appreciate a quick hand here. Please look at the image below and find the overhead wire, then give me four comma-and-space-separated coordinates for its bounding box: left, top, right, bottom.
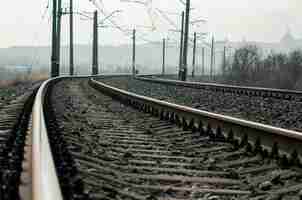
91, 0, 130, 35
42, 0, 50, 20
91, 0, 159, 43
30, 0, 52, 73
89, 0, 209, 48
155, 8, 178, 29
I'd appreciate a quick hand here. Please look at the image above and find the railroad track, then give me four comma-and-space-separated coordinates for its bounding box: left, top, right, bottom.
22, 75, 302, 200
0, 84, 39, 200
137, 75, 302, 101
99, 76, 302, 132
0, 75, 299, 199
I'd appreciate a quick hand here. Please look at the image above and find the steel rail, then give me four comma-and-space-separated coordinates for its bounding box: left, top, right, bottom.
32, 77, 63, 200
136, 75, 302, 99
31, 73, 147, 200
32, 73, 302, 199
90, 78, 302, 165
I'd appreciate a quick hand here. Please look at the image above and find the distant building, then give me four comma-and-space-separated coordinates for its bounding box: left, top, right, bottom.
213, 29, 302, 57
3, 65, 32, 74
280, 29, 295, 45
196, 29, 302, 75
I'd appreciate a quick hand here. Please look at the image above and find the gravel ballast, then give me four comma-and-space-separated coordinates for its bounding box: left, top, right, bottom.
98, 77, 302, 132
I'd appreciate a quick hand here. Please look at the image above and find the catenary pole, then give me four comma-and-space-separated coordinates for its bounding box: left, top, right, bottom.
56, 0, 62, 76
51, 0, 58, 77
223, 46, 226, 76
132, 29, 136, 76
181, 0, 191, 81
202, 47, 205, 76
210, 36, 214, 80
92, 11, 98, 75
192, 32, 196, 77
69, 0, 74, 75
178, 11, 184, 80
162, 38, 166, 75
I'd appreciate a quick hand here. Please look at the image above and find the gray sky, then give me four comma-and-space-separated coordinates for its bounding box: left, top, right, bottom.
0, 0, 301, 48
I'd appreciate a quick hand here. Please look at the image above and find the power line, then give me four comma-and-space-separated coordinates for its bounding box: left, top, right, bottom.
178, 0, 186, 6
90, 0, 128, 34
90, 1, 158, 43
31, 0, 52, 68
42, 0, 50, 20
155, 8, 178, 29
120, 0, 157, 31
88, 0, 207, 46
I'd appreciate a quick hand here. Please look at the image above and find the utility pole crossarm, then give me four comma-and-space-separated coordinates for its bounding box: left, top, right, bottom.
98, 10, 123, 25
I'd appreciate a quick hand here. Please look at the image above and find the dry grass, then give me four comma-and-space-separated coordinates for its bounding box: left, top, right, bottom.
28, 71, 49, 82
0, 80, 19, 88
0, 72, 49, 88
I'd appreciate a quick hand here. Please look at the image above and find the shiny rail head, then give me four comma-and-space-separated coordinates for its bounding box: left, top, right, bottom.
32, 78, 63, 200
31, 74, 159, 200
136, 76, 302, 99
89, 78, 302, 166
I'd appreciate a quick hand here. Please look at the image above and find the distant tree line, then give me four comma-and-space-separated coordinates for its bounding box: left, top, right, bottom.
223, 45, 302, 90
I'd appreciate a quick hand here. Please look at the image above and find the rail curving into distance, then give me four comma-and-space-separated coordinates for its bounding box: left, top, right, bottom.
31, 74, 135, 200
32, 77, 63, 200
31, 74, 302, 199
90, 78, 302, 165
136, 75, 302, 100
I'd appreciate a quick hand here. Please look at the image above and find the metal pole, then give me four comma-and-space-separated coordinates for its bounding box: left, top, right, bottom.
210, 36, 214, 80
51, 0, 58, 77
202, 47, 205, 76
182, 0, 191, 81
178, 11, 184, 80
162, 38, 166, 75
56, 0, 62, 76
69, 0, 74, 75
223, 46, 226, 76
92, 11, 98, 75
96, 11, 99, 75
92, 11, 95, 75
132, 29, 136, 76
192, 32, 196, 77
213, 41, 216, 80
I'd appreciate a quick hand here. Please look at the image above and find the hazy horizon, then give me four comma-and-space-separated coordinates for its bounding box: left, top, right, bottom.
0, 0, 302, 48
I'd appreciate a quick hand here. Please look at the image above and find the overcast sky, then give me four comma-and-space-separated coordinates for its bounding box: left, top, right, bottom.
0, 0, 301, 48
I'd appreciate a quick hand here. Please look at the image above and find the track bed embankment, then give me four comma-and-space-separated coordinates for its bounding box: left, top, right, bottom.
45, 79, 302, 200
98, 77, 302, 132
